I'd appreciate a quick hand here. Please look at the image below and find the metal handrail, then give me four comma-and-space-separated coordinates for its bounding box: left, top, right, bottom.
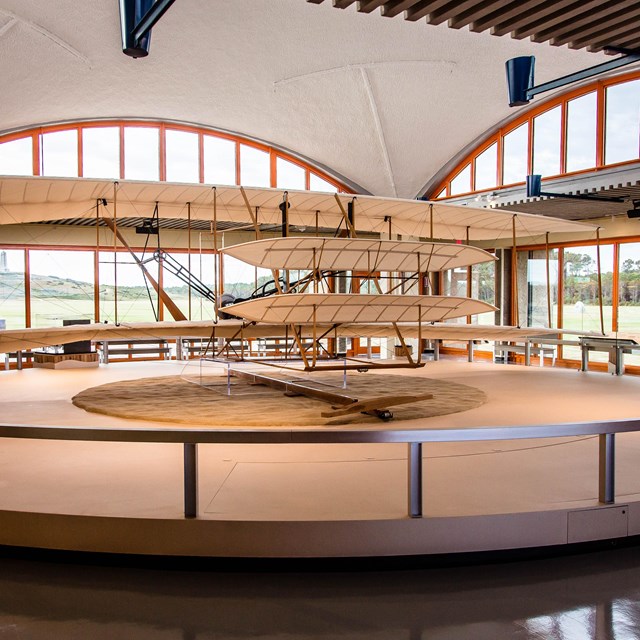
2, 417, 639, 518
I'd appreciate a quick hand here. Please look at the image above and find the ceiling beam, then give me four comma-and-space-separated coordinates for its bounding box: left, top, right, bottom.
382, 1, 423, 18
357, 0, 387, 12
427, 0, 483, 26
510, 0, 610, 41
405, 0, 451, 22
447, 0, 514, 30
332, 0, 358, 8
491, 0, 581, 37
470, 0, 544, 33
305, 0, 640, 52
547, 2, 635, 47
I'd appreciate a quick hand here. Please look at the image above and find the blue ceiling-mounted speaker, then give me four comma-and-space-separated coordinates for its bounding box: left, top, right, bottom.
526, 174, 542, 198
119, 0, 154, 58
506, 56, 535, 107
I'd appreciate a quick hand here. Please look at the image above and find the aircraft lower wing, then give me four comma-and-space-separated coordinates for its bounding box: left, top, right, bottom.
0, 319, 597, 354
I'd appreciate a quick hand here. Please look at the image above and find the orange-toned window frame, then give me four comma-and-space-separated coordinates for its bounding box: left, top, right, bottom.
0, 119, 352, 194
514, 235, 640, 374
430, 70, 640, 200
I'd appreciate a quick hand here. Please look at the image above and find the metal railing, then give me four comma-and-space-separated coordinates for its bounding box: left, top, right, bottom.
1, 418, 639, 519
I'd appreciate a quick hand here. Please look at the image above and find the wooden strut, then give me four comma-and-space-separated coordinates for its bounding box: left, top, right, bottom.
95, 199, 101, 322
512, 215, 519, 327
187, 201, 192, 321
212, 187, 219, 319
371, 275, 415, 365
211, 322, 254, 359
101, 216, 188, 322
596, 227, 605, 335
240, 185, 283, 295
289, 323, 310, 369
113, 182, 118, 324
545, 232, 552, 328
334, 194, 357, 238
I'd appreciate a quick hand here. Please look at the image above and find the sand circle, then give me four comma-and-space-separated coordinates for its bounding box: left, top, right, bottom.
72, 372, 487, 426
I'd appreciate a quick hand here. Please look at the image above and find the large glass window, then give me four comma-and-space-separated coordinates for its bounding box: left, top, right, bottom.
29, 250, 95, 328
471, 259, 496, 326
223, 255, 268, 300
240, 145, 270, 187
310, 173, 337, 192
442, 267, 467, 298
162, 251, 216, 321
605, 80, 640, 165
562, 245, 614, 362
0, 137, 32, 176
521, 249, 559, 328
533, 106, 561, 177
502, 123, 528, 185
82, 127, 120, 179
449, 164, 471, 196
0, 249, 25, 329
566, 92, 597, 172
618, 242, 640, 366
474, 143, 497, 191
41, 130, 78, 177
99, 251, 159, 323
277, 157, 306, 190
203, 136, 236, 185
165, 129, 199, 183
124, 127, 160, 181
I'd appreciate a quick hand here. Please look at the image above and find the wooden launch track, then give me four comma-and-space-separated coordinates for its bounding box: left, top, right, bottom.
229, 367, 433, 421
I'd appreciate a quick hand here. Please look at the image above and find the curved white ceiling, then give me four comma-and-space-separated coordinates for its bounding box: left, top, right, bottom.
0, 0, 607, 198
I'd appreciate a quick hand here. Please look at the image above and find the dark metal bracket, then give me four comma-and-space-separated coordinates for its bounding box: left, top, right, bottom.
506, 47, 640, 107
119, 0, 177, 58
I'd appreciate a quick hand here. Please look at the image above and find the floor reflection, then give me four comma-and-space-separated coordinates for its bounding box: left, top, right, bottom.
1, 546, 640, 639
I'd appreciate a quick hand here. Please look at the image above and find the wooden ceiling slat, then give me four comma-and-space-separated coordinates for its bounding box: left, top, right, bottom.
405, 0, 450, 22
427, 0, 481, 27
599, 34, 640, 52
511, 0, 610, 42
357, 0, 387, 12
382, 0, 423, 18
548, 4, 634, 47
490, 0, 580, 38
581, 23, 640, 51
469, 0, 540, 33
447, 0, 514, 30
306, 0, 640, 52
333, 0, 358, 8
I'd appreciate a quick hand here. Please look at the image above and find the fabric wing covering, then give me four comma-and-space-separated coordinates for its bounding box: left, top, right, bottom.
0, 320, 599, 353
222, 293, 497, 324
0, 177, 596, 241
220, 238, 496, 271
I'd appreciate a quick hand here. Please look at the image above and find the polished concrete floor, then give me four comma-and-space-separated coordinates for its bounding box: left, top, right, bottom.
1, 546, 640, 639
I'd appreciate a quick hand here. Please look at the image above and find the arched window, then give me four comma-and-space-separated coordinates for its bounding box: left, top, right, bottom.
431, 71, 640, 199
0, 120, 351, 193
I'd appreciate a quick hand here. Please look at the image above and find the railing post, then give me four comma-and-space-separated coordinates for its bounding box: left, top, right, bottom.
184, 442, 198, 518
599, 433, 615, 504
408, 442, 423, 518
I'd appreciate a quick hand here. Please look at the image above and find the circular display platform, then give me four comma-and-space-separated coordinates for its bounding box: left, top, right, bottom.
72, 372, 487, 426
